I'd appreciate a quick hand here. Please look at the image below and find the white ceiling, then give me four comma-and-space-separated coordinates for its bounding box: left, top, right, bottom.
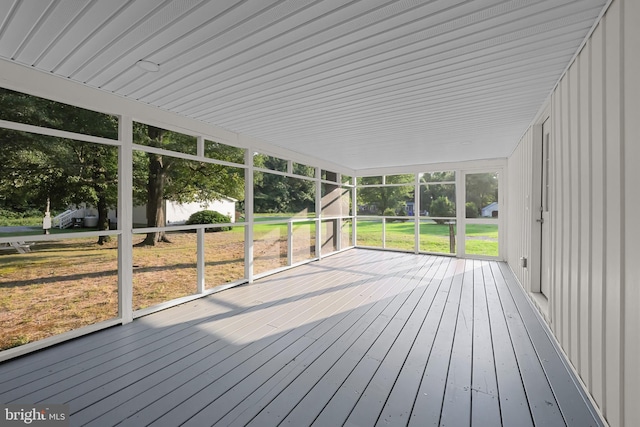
0, 0, 606, 170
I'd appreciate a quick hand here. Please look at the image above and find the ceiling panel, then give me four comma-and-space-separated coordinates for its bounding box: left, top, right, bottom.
0, 0, 607, 170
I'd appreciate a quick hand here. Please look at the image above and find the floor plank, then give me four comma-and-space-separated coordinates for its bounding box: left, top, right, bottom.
408, 258, 466, 427
375, 258, 459, 427
438, 256, 474, 427
491, 261, 566, 426
471, 260, 501, 426
482, 261, 534, 427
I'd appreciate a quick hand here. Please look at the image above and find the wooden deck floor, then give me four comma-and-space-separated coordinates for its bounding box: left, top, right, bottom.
0, 249, 602, 427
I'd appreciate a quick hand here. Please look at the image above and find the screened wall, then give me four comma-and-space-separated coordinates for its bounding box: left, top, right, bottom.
355, 168, 504, 258
0, 81, 504, 360
0, 86, 355, 358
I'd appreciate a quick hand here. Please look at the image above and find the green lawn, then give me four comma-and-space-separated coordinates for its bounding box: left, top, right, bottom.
464, 223, 499, 256
355, 220, 499, 256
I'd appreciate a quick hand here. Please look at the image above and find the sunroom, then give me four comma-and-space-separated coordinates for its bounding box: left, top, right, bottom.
0, 1, 638, 426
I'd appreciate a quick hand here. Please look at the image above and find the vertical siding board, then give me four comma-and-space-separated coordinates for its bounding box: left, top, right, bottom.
603, 3, 623, 425
525, 132, 532, 291
589, 21, 605, 411
516, 147, 522, 280
551, 90, 562, 338
507, 146, 518, 280
568, 64, 580, 366
578, 45, 592, 389
523, 138, 528, 288
623, 1, 640, 426
528, 134, 532, 287
561, 75, 571, 352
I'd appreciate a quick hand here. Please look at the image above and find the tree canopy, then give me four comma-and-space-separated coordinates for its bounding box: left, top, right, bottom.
357, 174, 414, 216
0, 88, 119, 243
465, 172, 498, 217
133, 124, 245, 245
253, 154, 315, 215
0, 88, 246, 245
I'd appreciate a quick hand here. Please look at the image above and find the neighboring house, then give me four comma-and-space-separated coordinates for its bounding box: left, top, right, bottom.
405, 201, 415, 216
358, 203, 378, 215
109, 197, 237, 226
164, 197, 237, 225
481, 202, 499, 217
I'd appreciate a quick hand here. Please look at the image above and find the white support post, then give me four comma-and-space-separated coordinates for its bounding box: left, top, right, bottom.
382, 217, 386, 249
196, 135, 205, 157
118, 115, 134, 324
497, 168, 505, 260
315, 167, 322, 259
336, 173, 342, 251
456, 171, 466, 258
197, 228, 205, 293
415, 173, 420, 254
337, 216, 343, 251
287, 221, 293, 266
244, 147, 254, 283
352, 176, 357, 246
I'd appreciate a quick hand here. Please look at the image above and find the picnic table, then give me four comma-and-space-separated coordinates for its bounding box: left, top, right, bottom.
0, 242, 32, 254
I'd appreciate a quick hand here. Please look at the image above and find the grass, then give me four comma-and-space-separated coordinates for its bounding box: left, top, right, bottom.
0, 214, 43, 227
0, 238, 119, 350
356, 220, 498, 256
0, 225, 318, 351
0, 231, 250, 350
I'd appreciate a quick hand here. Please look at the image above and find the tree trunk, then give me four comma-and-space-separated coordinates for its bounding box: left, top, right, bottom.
92, 152, 112, 245
96, 194, 111, 245
140, 126, 170, 246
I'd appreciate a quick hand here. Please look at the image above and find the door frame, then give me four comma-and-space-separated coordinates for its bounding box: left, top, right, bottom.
530, 108, 551, 318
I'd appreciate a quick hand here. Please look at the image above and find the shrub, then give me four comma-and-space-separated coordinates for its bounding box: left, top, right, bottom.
429, 196, 455, 224
465, 202, 479, 218
186, 210, 231, 232
383, 207, 396, 216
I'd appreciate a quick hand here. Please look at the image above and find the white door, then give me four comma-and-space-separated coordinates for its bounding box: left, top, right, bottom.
540, 119, 551, 298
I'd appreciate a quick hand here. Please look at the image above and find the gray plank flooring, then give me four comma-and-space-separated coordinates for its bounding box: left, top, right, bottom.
0, 249, 603, 427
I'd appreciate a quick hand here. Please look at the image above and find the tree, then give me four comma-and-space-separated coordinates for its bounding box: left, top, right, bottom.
419, 172, 455, 215
429, 196, 456, 224
465, 202, 479, 218
465, 173, 498, 213
134, 124, 245, 245
357, 174, 414, 215
66, 142, 118, 244
0, 88, 119, 244
0, 89, 246, 247
252, 154, 315, 215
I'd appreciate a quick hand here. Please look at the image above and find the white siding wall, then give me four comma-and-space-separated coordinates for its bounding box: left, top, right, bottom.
507, 0, 640, 425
